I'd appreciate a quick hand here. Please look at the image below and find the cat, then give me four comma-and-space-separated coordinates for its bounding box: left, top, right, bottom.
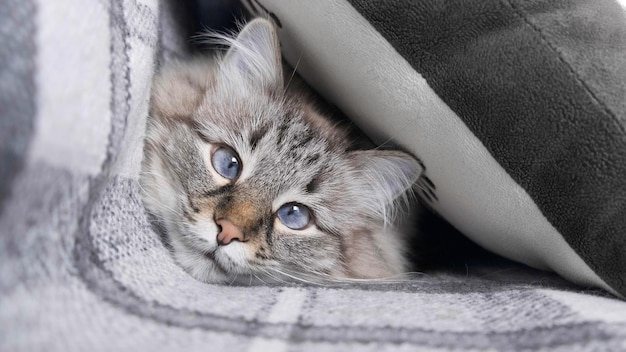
140, 18, 423, 284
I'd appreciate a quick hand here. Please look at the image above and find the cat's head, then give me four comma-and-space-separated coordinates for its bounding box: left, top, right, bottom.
141, 19, 422, 284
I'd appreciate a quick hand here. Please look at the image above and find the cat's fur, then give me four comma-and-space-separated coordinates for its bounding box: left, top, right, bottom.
140, 18, 422, 284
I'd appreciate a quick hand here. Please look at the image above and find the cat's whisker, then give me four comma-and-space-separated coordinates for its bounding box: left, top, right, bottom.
144, 198, 181, 216
284, 51, 303, 93
138, 170, 171, 179
280, 265, 429, 286
137, 179, 186, 217
269, 268, 323, 286
250, 273, 259, 286
268, 266, 352, 287
260, 267, 303, 284
227, 273, 239, 286
243, 262, 274, 285
264, 268, 294, 285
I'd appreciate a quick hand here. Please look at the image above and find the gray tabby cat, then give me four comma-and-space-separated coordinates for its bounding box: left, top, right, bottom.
140, 18, 422, 284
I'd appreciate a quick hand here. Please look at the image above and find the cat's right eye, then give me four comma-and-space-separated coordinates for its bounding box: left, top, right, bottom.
211, 146, 241, 180
277, 203, 311, 230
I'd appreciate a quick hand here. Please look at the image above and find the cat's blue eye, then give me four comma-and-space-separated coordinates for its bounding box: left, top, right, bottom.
211, 146, 241, 180
277, 203, 311, 230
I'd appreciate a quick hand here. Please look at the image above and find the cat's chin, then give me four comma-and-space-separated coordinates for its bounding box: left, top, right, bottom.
174, 249, 283, 285
171, 242, 333, 285
170, 237, 263, 284
169, 241, 228, 283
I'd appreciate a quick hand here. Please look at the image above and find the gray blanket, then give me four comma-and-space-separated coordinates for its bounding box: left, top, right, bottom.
2, 1, 626, 351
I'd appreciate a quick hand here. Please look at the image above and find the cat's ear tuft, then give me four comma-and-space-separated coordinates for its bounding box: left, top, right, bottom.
350, 150, 423, 205
150, 60, 210, 121
223, 18, 283, 89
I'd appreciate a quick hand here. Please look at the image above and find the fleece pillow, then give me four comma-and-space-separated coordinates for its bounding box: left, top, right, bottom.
241, 0, 626, 298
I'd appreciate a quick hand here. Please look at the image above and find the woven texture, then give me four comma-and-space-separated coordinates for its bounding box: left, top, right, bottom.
1, 1, 626, 351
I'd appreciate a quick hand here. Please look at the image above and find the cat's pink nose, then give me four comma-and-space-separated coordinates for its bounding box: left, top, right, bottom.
216, 219, 244, 246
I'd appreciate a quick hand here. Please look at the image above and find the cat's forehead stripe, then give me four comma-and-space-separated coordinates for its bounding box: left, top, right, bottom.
306, 175, 321, 194
248, 123, 270, 151
295, 132, 314, 149
275, 121, 290, 146
304, 153, 320, 167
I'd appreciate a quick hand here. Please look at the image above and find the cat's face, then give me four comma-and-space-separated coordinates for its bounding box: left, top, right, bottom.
141, 19, 422, 284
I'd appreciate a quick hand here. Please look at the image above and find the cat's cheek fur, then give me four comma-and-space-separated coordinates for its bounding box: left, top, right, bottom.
273, 228, 343, 275
187, 219, 220, 252
141, 155, 181, 223
349, 228, 408, 278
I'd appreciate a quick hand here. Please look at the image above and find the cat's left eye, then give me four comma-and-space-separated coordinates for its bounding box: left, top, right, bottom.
277, 203, 311, 230
211, 146, 241, 180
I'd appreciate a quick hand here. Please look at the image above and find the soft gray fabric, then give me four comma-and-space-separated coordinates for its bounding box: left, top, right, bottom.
0, 0, 36, 212
346, 0, 626, 296
1, 1, 626, 351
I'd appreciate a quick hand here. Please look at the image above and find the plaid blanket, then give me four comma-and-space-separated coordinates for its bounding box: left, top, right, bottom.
1, 1, 625, 351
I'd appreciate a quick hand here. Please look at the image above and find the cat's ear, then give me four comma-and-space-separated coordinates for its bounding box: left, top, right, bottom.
150, 60, 211, 121
350, 150, 423, 204
222, 18, 283, 89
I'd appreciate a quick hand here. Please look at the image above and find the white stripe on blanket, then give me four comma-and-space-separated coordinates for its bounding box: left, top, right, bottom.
32, 0, 111, 175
